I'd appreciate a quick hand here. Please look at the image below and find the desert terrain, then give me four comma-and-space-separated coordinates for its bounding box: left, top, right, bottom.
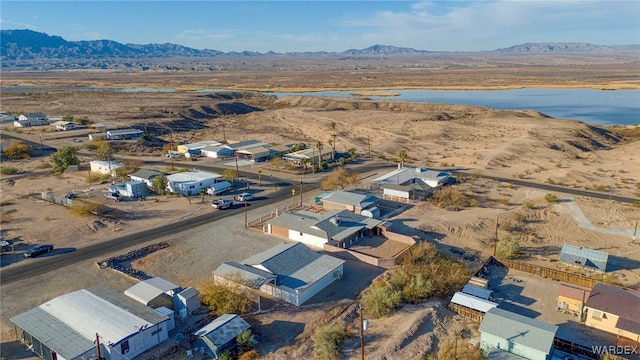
1, 65, 640, 360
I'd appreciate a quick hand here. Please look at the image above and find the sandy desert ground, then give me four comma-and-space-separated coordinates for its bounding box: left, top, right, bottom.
1, 91, 640, 359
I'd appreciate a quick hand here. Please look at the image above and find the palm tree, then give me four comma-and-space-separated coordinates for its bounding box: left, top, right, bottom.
316, 141, 323, 162
329, 121, 337, 160
397, 149, 409, 168
301, 157, 311, 171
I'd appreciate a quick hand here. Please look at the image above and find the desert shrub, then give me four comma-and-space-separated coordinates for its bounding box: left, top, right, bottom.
218, 351, 233, 360
632, 200, 640, 208
238, 349, 261, 360
236, 329, 255, 353
311, 325, 346, 360
0, 166, 18, 175
544, 193, 558, 203
2, 142, 31, 160
591, 184, 610, 192
69, 199, 102, 217
496, 235, 521, 260
199, 273, 257, 316
35, 162, 52, 169
429, 187, 478, 208
321, 167, 360, 190
0, 213, 13, 223
524, 201, 535, 209
85, 173, 111, 183
436, 338, 487, 360
500, 219, 513, 231
513, 212, 526, 222
361, 280, 402, 318
391, 270, 434, 304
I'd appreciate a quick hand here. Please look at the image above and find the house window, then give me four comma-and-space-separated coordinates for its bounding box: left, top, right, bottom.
299, 232, 303, 236
591, 310, 606, 320
121, 340, 130, 354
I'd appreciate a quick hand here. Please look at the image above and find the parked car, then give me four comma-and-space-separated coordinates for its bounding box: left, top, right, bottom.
24, 244, 54, 258
165, 152, 181, 158
235, 192, 255, 201
104, 192, 122, 201
211, 199, 233, 209
65, 193, 77, 199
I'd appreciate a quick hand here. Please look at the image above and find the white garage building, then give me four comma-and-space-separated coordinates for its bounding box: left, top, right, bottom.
10, 286, 170, 360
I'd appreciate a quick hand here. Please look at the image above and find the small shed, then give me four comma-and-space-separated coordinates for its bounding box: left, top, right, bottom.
479, 308, 558, 360
177, 287, 200, 314
559, 244, 609, 272
124, 277, 182, 309
193, 314, 251, 358
450, 292, 498, 313
90, 160, 123, 176
88, 133, 106, 141
462, 284, 494, 300
109, 180, 148, 198
200, 145, 233, 158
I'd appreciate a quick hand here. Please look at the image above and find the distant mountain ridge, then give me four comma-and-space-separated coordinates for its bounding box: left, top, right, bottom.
1, 29, 638, 70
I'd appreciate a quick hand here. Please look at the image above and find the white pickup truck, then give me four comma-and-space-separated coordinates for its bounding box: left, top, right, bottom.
206, 181, 232, 196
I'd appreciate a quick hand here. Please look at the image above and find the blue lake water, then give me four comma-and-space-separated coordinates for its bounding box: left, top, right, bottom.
266, 89, 640, 126
2, 86, 638, 126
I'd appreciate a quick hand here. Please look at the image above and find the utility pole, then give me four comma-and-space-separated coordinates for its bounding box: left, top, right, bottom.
367, 135, 371, 158
299, 176, 303, 206
360, 306, 365, 360
169, 131, 175, 170
244, 199, 248, 228
39, 133, 44, 155
96, 333, 104, 360
235, 156, 240, 181
494, 217, 499, 257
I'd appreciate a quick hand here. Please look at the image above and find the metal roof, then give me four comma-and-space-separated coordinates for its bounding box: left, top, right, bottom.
372, 167, 451, 186
461, 285, 493, 300
267, 209, 383, 242
214, 262, 277, 288
166, 170, 221, 183
180, 140, 223, 150
229, 140, 268, 151
107, 128, 143, 135
559, 244, 609, 272
129, 168, 164, 180
124, 277, 181, 305
450, 292, 498, 313
90, 160, 124, 168
585, 283, 640, 324
10, 286, 168, 359
557, 284, 590, 301
237, 146, 271, 156
194, 314, 250, 355
178, 287, 200, 300
479, 308, 558, 354
240, 242, 344, 291
321, 190, 380, 209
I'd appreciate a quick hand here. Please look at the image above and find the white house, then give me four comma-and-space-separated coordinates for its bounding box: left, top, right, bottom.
53, 121, 76, 131
90, 160, 124, 176
371, 167, 454, 201
214, 242, 345, 306
166, 170, 222, 196
200, 144, 234, 158
10, 286, 170, 360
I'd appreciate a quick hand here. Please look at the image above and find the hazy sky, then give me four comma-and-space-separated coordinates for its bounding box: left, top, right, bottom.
1, 1, 638, 52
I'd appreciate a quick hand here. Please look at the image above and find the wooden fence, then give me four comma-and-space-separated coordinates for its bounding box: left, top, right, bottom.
448, 303, 486, 323
499, 258, 598, 289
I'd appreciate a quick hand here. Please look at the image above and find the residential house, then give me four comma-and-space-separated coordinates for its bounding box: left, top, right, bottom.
228, 139, 268, 152
200, 144, 233, 158
106, 128, 144, 140
479, 307, 559, 360
559, 244, 609, 272
371, 167, 454, 202
557, 284, 590, 317
283, 147, 333, 166
124, 277, 182, 310
10, 286, 170, 360
268, 144, 293, 158
176, 140, 223, 155
89, 160, 124, 176
53, 121, 76, 131
236, 146, 271, 162
14, 113, 49, 127
1, 114, 18, 123
193, 314, 251, 358
265, 209, 385, 248
319, 190, 381, 216
129, 168, 165, 187
214, 242, 345, 306
584, 283, 640, 346
166, 170, 221, 196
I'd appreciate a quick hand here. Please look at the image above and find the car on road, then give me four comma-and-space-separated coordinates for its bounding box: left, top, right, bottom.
24, 244, 54, 258
212, 199, 233, 209
235, 192, 255, 201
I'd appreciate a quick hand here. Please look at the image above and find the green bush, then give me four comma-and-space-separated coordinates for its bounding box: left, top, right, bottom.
2, 142, 31, 160
236, 329, 254, 353
544, 193, 558, 203
496, 235, 521, 260
311, 325, 346, 360
0, 166, 18, 175
361, 281, 402, 318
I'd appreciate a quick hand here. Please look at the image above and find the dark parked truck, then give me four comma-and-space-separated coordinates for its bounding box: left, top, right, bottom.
104, 192, 122, 201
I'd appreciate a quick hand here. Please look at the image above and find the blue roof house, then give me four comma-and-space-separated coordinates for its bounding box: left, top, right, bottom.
479, 308, 559, 360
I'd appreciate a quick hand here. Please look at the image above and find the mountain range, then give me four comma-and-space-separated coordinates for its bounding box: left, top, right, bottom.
1, 29, 638, 70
